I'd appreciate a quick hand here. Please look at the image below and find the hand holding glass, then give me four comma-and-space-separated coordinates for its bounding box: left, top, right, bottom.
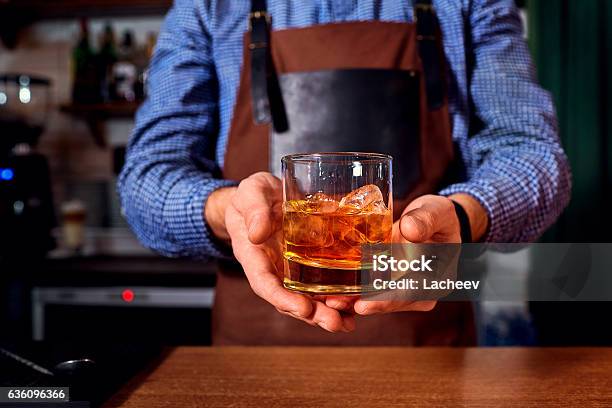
282, 153, 393, 294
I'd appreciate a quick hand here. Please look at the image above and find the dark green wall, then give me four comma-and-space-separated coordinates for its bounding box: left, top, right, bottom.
528, 0, 612, 241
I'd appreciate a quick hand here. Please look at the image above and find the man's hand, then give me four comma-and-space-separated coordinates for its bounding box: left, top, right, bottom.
326, 194, 489, 316
216, 172, 355, 333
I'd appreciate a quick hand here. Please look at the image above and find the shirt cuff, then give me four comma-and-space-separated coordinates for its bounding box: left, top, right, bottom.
439, 182, 503, 243
163, 177, 238, 259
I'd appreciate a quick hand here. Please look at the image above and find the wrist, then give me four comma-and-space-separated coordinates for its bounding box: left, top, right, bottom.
448, 193, 489, 242
204, 186, 237, 242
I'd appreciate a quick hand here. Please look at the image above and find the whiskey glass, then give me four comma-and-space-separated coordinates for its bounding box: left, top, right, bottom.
282, 153, 392, 294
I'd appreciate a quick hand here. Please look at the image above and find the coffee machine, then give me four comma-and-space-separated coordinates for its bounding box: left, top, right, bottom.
0, 74, 55, 259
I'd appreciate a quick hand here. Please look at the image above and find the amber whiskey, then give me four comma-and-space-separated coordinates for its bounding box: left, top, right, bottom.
282, 185, 392, 294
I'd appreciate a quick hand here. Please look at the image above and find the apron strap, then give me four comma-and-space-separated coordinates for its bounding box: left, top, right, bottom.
249, 0, 288, 131
248, 0, 446, 124
415, 0, 445, 110
249, 0, 272, 124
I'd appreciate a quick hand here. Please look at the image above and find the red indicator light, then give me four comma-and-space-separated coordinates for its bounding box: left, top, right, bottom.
122, 289, 135, 303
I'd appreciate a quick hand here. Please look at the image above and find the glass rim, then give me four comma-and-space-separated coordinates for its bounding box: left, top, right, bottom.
282, 152, 392, 164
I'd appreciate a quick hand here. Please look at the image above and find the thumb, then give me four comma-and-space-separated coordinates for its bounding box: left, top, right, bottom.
245, 207, 277, 244
399, 207, 436, 243
232, 172, 283, 245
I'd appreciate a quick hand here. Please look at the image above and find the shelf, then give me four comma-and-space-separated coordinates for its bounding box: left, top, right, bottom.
0, 0, 172, 19
60, 101, 141, 147
0, 0, 171, 48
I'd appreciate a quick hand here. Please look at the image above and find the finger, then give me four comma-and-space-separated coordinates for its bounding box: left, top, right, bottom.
233, 172, 283, 245
276, 304, 356, 333
227, 206, 313, 319
342, 313, 356, 331
353, 300, 402, 315
399, 206, 437, 243
398, 195, 459, 243
244, 255, 313, 318
324, 296, 357, 312
353, 300, 437, 315
276, 308, 317, 326
310, 301, 352, 333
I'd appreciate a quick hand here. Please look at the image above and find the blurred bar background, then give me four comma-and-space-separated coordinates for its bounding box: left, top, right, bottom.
0, 0, 609, 359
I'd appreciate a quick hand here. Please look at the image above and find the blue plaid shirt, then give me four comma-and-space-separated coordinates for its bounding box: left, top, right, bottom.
118, 0, 571, 258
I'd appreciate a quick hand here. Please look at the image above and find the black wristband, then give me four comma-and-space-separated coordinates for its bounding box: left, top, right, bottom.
451, 200, 472, 243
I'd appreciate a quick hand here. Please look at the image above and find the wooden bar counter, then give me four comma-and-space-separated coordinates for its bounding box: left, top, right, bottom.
105, 347, 612, 407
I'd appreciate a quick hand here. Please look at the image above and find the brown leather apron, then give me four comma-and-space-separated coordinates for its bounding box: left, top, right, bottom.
214, 0, 476, 346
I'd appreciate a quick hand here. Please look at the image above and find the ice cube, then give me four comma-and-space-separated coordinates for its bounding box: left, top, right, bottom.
363, 200, 388, 215
364, 213, 393, 243
284, 202, 334, 247
283, 200, 307, 213
341, 228, 368, 246
339, 185, 386, 213
335, 216, 368, 246
305, 192, 339, 214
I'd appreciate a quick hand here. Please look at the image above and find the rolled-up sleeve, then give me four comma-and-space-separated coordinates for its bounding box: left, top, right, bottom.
439, 0, 572, 242
118, 0, 236, 259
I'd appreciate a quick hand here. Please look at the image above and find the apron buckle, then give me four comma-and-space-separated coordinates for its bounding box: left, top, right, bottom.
248, 11, 271, 31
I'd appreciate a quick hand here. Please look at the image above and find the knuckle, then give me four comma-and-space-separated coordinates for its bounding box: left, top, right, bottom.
405, 214, 430, 240
404, 215, 422, 232
252, 171, 270, 179
233, 182, 250, 206
267, 286, 289, 309
445, 196, 455, 208
356, 302, 376, 315
440, 197, 455, 212
416, 194, 438, 208
421, 210, 436, 230
237, 177, 252, 191
250, 284, 266, 300
253, 172, 279, 189
275, 307, 290, 315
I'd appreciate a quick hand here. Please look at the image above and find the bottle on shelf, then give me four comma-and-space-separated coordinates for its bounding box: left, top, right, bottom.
112, 30, 138, 102
71, 18, 100, 104
118, 30, 137, 61
97, 23, 118, 102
